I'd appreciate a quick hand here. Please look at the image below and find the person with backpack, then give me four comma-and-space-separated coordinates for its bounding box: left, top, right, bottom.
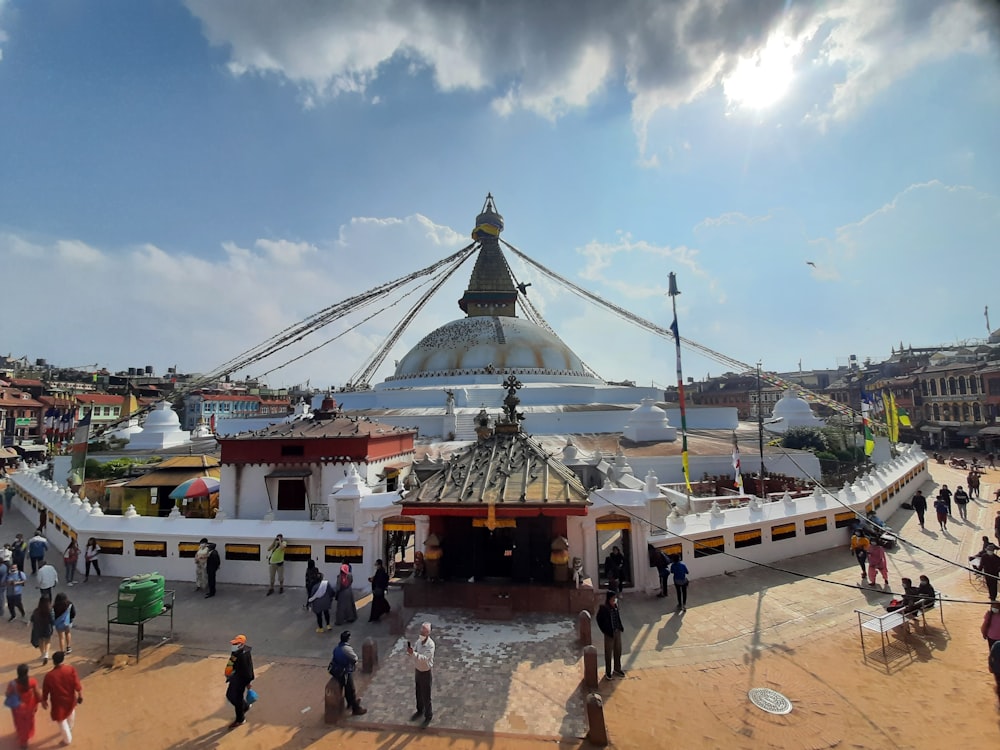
328, 630, 367, 715
910, 489, 928, 530
224, 635, 254, 730
53, 593, 76, 654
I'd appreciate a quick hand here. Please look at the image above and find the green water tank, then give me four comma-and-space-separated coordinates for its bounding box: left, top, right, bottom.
117, 573, 165, 624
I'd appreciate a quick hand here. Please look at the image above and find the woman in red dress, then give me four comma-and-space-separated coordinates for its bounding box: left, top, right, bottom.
5, 663, 42, 749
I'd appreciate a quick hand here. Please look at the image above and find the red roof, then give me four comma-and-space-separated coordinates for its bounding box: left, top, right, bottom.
198, 394, 261, 403
10, 378, 43, 387
76, 393, 124, 406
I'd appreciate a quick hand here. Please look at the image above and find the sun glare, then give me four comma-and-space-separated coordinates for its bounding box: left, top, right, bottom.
723, 33, 800, 111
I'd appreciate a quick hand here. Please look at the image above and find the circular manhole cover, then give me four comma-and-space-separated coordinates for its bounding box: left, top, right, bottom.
748, 687, 793, 715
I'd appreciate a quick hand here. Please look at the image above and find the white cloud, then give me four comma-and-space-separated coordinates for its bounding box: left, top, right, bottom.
184, 1, 995, 159
694, 211, 772, 232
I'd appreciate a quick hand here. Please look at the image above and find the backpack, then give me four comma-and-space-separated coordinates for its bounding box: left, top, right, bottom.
328, 644, 350, 679
55, 607, 72, 631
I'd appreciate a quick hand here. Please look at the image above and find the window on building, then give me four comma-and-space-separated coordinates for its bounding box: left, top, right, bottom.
276, 480, 306, 511
959, 378, 967, 395
948, 377, 956, 395
970, 377, 979, 395
940, 378, 947, 395
963, 403, 970, 421
933, 404, 940, 421
921, 380, 928, 396
974, 403, 982, 421
929, 380, 937, 396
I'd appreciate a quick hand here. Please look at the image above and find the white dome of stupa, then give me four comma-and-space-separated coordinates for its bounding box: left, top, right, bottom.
623, 398, 677, 442
127, 401, 191, 450
768, 389, 824, 433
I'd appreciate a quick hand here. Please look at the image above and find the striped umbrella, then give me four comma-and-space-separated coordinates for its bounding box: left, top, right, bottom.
168, 476, 220, 500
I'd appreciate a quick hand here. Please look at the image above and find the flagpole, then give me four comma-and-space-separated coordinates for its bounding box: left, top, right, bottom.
667, 272, 692, 500
757, 361, 766, 498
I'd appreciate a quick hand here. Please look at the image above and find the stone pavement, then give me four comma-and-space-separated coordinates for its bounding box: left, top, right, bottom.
1, 460, 994, 743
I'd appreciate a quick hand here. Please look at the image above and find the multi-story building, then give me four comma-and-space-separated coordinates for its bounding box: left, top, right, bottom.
183, 392, 265, 429
914, 362, 986, 448
0, 386, 44, 450
75, 393, 125, 431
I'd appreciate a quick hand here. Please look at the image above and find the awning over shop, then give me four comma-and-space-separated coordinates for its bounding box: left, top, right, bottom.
920, 426, 943, 433
978, 426, 1000, 436
17, 444, 47, 453
0, 447, 18, 458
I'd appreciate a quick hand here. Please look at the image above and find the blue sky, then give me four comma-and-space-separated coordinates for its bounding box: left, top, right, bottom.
2, 0, 999, 389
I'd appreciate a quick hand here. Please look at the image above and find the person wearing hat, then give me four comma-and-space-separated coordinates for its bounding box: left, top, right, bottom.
334, 563, 357, 626
224, 635, 255, 729
329, 630, 367, 715
194, 538, 210, 592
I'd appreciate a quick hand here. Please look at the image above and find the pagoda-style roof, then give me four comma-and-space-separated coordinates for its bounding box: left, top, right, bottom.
400, 430, 590, 516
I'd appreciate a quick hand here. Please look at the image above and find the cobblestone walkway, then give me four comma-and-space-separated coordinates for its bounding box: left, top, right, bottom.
356, 609, 586, 740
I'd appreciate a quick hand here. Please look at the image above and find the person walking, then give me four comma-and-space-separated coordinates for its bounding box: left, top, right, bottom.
83, 538, 101, 581
307, 574, 334, 633
265, 534, 287, 596
939, 485, 953, 516
26, 532, 47, 575
368, 559, 391, 623
911, 489, 928, 529
334, 563, 357, 626
596, 590, 626, 680
954, 485, 970, 521
981, 545, 1000, 602
29, 597, 53, 666
11, 534, 28, 573
648, 544, 670, 599
7, 563, 27, 621
304, 559, 323, 611
35, 562, 57, 600
0, 555, 7, 619
995, 511, 1000, 547
866, 540, 890, 588
329, 630, 367, 715
62, 541, 79, 587
407, 622, 435, 726
933, 495, 949, 532
6, 663, 42, 750
194, 538, 210, 592
968, 471, 982, 499
850, 529, 870, 580
983, 600, 1000, 649
670, 553, 689, 611
41, 651, 82, 746
224, 634, 255, 729
205, 542, 220, 598
52, 593, 76, 654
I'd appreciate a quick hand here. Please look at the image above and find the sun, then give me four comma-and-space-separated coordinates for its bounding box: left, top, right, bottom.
723, 33, 801, 110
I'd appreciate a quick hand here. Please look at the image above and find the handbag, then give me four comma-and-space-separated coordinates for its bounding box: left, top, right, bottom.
246, 688, 259, 705
4, 684, 20, 709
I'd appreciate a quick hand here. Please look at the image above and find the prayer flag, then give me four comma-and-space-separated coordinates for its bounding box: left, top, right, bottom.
732, 433, 744, 492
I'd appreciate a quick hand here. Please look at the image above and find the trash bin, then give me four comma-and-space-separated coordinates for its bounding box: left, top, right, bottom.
117, 573, 165, 624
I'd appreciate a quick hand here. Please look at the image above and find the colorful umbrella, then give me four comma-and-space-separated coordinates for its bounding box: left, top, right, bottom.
169, 476, 220, 500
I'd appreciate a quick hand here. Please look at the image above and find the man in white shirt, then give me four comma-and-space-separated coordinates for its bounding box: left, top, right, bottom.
37, 561, 59, 599
407, 621, 435, 725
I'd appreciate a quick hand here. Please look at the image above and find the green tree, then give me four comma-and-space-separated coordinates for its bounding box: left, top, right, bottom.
780, 427, 828, 453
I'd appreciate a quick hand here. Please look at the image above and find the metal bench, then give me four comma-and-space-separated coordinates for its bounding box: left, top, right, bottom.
855, 593, 945, 665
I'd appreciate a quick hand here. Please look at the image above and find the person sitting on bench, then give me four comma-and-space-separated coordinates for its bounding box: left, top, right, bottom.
916, 575, 936, 611
886, 578, 919, 614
